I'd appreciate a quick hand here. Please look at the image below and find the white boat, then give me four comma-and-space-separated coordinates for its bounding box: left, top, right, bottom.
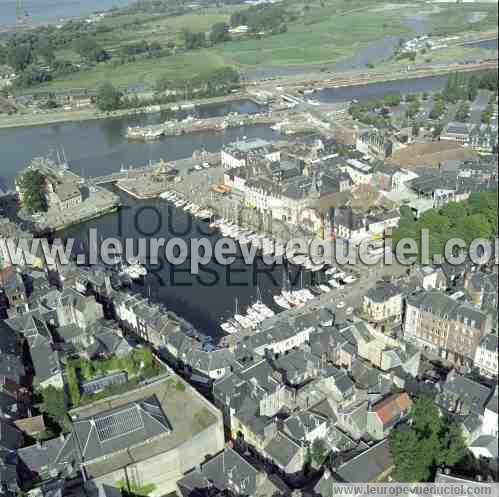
303, 258, 314, 270
319, 284, 332, 293
234, 314, 254, 329
209, 219, 223, 229
282, 290, 304, 308
328, 278, 340, 288
220, 322, 239, 334
325, 267, 337, 276
294, 289, 314, 302
160, 191, 172, 200
273, 294, 292, 310
289, 254, 307, 265
310, 263, 325, 272
247, 307, 264, 323
123, 258, 147, 280
334, 272, 347, 280
252, 302, 275, 318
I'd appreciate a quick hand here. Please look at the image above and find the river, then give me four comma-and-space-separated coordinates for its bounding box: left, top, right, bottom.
0, 99, 266, 191
0, 0, 134, 27
0, 73, 466, 189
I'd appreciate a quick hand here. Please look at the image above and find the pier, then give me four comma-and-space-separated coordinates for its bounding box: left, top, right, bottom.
126, 113, 276, 141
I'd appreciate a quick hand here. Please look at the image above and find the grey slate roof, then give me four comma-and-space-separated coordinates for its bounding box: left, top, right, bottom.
17, 437, 69, 480
486, 394, 498, 415
478, 333, 498, 353
283, 411, 327, 442
202, 447, 260, 496
264, 432, 302, 469
335, 438, 393, 482
470, 435, 498, 458
0, 419, 23, 451
70, 395, 171, 463
438, 374, 492, 415
365, 282, 401, 303
407, 290, 488, 328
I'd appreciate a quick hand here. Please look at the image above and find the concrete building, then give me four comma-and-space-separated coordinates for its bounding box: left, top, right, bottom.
363, 282, 403, 324
58, 374, 224, 497
404, 291, 491, 367
221, 139, 280, 169
341, 159, 373, 185
469, 124, 498, 154
440, 122, 474, 144
366, 392, 412, 440
474, 333, 498, 379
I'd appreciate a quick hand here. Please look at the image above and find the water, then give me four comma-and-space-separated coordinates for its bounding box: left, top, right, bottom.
0, 0, 134, 26
61, 190, 313, 339
464, 38, 499, 51
245, 17, 429, 80
0, 99, 265, 188
0, 72, 465, 335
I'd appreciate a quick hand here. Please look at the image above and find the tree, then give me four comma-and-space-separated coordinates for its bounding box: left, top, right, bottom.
73, 36, 109, 63
7, 43, 33, 72
67, 365, 81, 408
96, 82, 122, 112
17, 169, 47, 214
80, 360, 95, 381
311, 438, 328, 466
41, 386, 66, 421
183, 30, 205, 50
210, 22, 230, 44
391, 395, 467, 482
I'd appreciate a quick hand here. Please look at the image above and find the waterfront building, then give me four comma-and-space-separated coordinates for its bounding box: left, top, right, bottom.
221, 139, 280, 169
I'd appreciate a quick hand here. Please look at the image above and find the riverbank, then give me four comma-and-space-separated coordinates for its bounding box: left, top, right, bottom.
0, 93, 264, 130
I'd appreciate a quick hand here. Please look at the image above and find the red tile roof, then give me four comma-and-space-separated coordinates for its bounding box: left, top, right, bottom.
373, 392, 412, 427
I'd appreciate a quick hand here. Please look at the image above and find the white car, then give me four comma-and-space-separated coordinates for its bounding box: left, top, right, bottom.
336, 301, 346, 309
194, 165, 203, 171
346, 307, 354, 314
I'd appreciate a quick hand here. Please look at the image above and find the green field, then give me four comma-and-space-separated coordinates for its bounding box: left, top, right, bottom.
41, 0, 498, 91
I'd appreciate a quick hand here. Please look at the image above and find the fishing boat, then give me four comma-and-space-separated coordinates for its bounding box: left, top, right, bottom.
273, 294, 292, 310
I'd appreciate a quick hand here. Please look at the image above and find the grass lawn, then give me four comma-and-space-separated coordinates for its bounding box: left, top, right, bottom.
424, 3, 498, 35
41, 0, 498, 90
214, 7, 409, 68
43, 50, 227, 90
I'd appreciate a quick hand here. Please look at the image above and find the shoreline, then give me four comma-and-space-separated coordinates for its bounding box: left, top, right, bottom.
1, 61, 497, 131
0, 93, 263, 131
